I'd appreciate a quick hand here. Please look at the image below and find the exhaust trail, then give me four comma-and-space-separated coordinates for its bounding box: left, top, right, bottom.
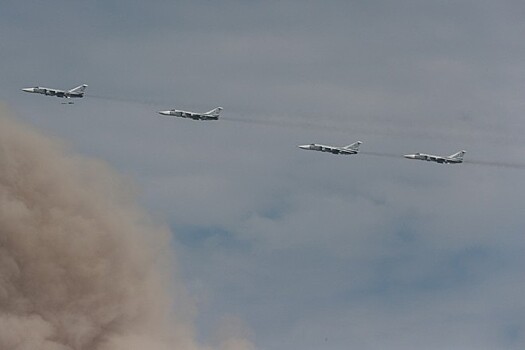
221, 116, 407, 139
86, 93, 163, 107
222, 115, 514, 142
464, 160, 525, 170
359, 152, 525, 168
85, 93, 522, 144
84, 95, 525, 169
86, 94, 217, 113
360, 151, 403, 159
222, 116, 340, 131
82, 94, 454, 141
0, 109, 254, 350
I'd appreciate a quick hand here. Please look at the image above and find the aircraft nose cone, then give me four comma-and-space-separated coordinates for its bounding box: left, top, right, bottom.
298, 145, 310, 150
404, 154, 415, 159
158, 110, 170, 116
22, 88, 33, 92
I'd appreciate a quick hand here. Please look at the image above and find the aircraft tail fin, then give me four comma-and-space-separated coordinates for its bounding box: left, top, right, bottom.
68, 84, 88, 93
344, 141, 362, 151
204, 107, 223, 117
448, 150, 466, 160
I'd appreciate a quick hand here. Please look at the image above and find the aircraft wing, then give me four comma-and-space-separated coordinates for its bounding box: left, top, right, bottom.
429, 155, 447, 163
43, 87, 66, 97
325, 146, 345, 154
180, 111, 199, 119
329, 146, 358, 154
338, 148, 358, 154
321, 146, 338, 153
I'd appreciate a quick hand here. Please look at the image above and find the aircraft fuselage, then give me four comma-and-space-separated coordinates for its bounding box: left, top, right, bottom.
403, 153, 464, 164
298, 143, 360, 155
158, 109, 220, 121
22, 86, 86, 99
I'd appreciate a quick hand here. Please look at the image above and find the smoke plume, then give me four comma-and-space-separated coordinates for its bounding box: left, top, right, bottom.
0, 109, 252, 350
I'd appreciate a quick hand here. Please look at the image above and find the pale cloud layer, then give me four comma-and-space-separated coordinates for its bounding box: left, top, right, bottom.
1, 1, 525, 349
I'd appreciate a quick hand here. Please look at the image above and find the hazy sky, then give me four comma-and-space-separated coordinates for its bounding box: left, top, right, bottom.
2, 1, 525, 349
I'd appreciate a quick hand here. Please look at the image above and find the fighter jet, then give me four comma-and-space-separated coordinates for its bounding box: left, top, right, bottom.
404, 150, 466, 164
158, 107, 223, 120
22, 84, 88, 100
298, 141, 362, 155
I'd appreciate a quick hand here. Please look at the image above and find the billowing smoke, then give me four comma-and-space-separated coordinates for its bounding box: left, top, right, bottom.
0, 109, 253, 350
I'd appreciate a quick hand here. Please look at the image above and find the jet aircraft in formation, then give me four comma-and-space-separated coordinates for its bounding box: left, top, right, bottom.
158, 107, 223, 120
298, 141, 467, 164
22, 84, 88, 102
404, 150, 466, 164
21, 85, 468, 165
299, 141, 362, 155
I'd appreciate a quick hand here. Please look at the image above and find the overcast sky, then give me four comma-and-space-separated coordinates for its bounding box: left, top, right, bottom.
2, 1, 525, 349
